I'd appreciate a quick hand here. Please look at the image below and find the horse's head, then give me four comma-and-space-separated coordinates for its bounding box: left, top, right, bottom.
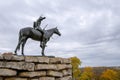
37, 16, 46, 22
54, 27, 61, 36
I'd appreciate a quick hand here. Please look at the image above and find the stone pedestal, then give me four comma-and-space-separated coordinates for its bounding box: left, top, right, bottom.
0, 52, 72, 80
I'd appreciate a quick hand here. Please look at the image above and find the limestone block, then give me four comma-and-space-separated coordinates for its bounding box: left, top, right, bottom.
25, 56, 49, 63
47, 71, 63, 77
29, 78, 39, 80
35, 57, 49, 63
0, 54, 3, 60
62, 69, 72, 76
11, 55, 24, 61
0, 62, 35, 71
57, 64, 72, 70
49, 58, 62, 64
2, 52, 13, 60
62, 58, 71, 64
19, 71, 46, 78
2, 53, 24, 61
56, 76, 72, 80
0, 69, 16, 76
49, 58, 71, 64
5, 77, 27, 80
0, 77, 3, 80
39, 77, 55, 80
35, 64, 57, 70
25, 56, 38, 62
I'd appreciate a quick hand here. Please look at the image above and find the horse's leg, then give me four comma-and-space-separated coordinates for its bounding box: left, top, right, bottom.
21, 37, 27, 56
14, 43, 19, 55
41, 40, 48, 56
40, 39, 47, 48
40, 42, 43, 48
14, 41, 21, 55
41, 43, 46, 56
14, 30, 23, 55
14, 37, 23, 55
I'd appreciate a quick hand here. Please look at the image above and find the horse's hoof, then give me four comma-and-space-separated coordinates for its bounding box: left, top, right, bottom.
14, 54, 17, 55
42, 53, 45, 56
22, 53, 25, 56
42, 55, 45, 56
14, 52, 17, 55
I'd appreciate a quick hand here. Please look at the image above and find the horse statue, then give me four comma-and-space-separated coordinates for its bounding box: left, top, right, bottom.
14, 27, 61, 56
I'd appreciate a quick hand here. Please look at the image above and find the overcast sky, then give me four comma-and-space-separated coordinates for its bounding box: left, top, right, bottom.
0, 0, 120, 67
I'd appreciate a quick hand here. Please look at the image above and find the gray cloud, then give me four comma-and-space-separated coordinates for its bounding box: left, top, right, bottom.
0, 0, 120, 67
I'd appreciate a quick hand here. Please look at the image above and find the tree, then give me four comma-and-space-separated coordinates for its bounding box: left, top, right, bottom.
116, 70, 120, 80
70, 56, 81, 80
80, 67, 95, 80
100, 69, 119, 80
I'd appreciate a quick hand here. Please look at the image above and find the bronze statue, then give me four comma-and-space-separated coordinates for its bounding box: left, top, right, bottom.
14, 16, 61, 56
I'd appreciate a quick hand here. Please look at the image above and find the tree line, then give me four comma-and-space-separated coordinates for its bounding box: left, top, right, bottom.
70, 57, 120, 80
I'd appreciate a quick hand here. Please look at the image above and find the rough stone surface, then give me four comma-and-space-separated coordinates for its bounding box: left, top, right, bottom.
25, 56, 38, 62
62, 69, 72, 76
0, 53, 72, 79
49, 58, 71, 64
29, 78, 39, 80
1, 52, 24, 61
25, 56, 49, 63
39, 77, 55, 80
19, 71, 46, 78
35, 64, 57, 70
11, 55, 24, 61
0, 62, 35, 71
0, 54, 3, 60
57, 64, 72, 70
62, 58, 71, 64
47, 71, 63, 77
0, 69, 16, 76
0, 77, 3, 80
56, 76, 72, 80
49, 58, 62, 64
5, 77, 27, 80
2, 52, 13, 60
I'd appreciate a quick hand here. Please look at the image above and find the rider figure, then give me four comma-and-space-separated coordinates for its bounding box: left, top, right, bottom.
33, 16, 46, 47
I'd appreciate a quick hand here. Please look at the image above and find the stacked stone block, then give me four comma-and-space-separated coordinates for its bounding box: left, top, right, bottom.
0, 53, 72, 80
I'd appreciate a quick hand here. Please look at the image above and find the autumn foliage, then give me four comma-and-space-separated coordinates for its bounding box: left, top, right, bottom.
100, 69, 119, 80
70, 56, 120, 80
80, 67, 94, 80
70, 57, 81, 80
